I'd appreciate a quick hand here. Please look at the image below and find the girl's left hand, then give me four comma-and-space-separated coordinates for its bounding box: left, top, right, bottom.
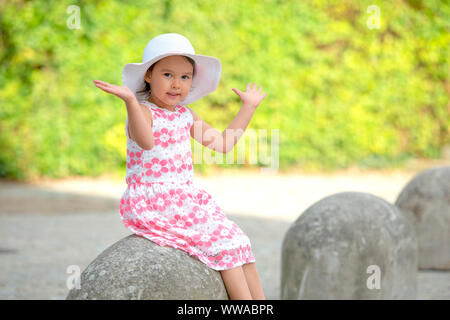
232, 83, 267, 109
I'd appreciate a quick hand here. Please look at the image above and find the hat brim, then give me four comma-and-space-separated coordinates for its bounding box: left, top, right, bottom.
122, 53, 221, 105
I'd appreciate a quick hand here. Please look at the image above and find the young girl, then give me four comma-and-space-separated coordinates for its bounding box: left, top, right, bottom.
93, 33, 267, 300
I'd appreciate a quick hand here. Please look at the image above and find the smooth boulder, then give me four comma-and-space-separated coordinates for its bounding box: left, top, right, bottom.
281, 191, 418, 299
66, 234, 229, 300
395, 166, 450, 270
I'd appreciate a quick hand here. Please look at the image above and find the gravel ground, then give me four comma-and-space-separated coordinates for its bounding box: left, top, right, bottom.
0, 165, 449, 300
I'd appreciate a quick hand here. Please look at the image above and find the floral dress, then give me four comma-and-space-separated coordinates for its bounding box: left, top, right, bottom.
119, 100, 256, 270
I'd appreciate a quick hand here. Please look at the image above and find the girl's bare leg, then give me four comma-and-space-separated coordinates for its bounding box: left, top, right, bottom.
220, 266, 253, 300
242, 262, 265, 299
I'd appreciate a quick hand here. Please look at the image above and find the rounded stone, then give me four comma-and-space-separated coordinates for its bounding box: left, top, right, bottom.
395, 166, 450, 270
66, 234, 229, 300
281, 191, 418, 299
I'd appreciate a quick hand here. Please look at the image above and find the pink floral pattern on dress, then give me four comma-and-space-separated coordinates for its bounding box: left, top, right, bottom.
127, 150, 143, 169
196, 191, 211, 205
189, 206, 209, 224
168, 188, 187, 207
148, 192, 171, 212
120, 100, 256, 270
154, 128, 176, 148
144, 158, 170, 178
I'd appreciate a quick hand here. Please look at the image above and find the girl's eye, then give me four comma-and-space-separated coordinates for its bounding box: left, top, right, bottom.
164, 73, 189, 79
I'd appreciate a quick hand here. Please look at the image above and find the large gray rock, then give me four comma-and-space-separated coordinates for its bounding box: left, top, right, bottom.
281, 192, 418, 299
395, 166, 450, 270
66, 234, 229, 300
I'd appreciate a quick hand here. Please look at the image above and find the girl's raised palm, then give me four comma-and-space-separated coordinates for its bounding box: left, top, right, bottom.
232, 83, 267, 109
93, 80, 135, 103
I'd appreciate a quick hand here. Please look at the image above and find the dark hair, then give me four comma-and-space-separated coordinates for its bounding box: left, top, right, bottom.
136, 55, 196, 96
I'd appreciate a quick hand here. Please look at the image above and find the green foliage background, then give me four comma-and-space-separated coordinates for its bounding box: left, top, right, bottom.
0, 0, 448, 181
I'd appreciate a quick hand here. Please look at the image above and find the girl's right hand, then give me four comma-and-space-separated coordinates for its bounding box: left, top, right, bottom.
93, 80, 136, 103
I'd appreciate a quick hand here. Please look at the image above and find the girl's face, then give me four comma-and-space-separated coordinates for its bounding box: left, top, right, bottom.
144, 55, 194, 109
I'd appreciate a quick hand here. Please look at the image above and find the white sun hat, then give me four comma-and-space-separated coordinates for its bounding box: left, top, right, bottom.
122, 33, 221, 105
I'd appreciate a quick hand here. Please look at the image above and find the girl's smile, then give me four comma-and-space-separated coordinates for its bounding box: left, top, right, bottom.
167, 92, 181, 98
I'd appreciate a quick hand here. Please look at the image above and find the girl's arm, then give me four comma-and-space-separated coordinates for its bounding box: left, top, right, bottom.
93, 80, 154, 150
188, 83, 266, 154
189, 107, 226, 153
125, 98, 154, 150
222, 104, 257, 154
